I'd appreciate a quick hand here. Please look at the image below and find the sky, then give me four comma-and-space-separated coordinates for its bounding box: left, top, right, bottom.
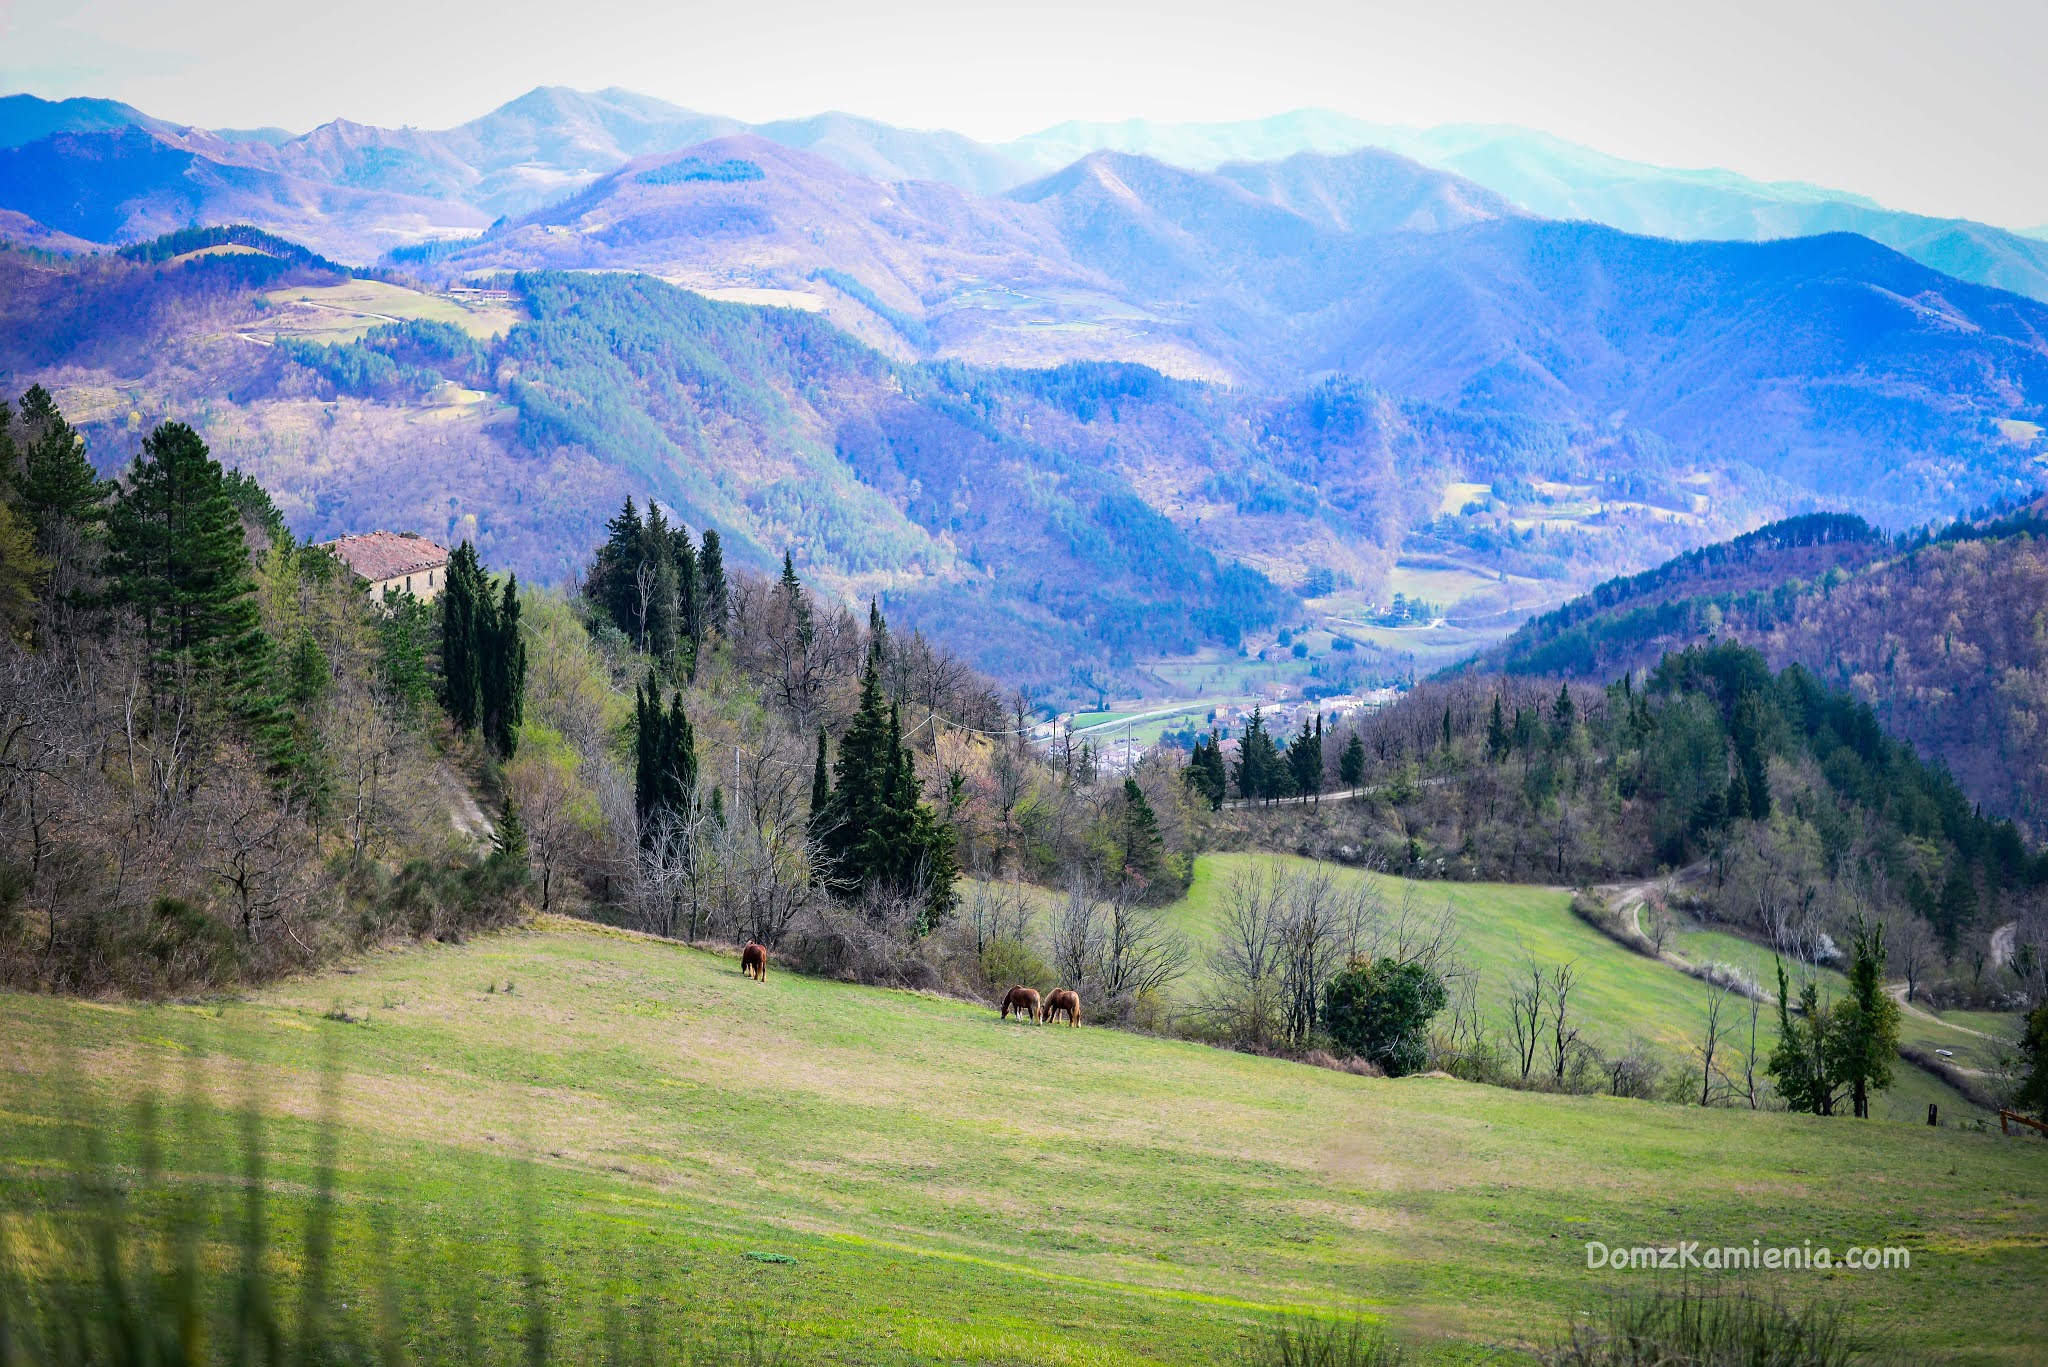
4, 0, 2044, 228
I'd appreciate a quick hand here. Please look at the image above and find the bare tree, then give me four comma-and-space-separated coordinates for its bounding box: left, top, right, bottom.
1508, 956, 1546, 1082
1692, 980, 1737, 1106
1548, 959, 1583, 1085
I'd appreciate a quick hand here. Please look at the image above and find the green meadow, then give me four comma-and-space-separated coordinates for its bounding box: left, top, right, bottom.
1157, 856, 1984, 1125
5, 914, 2046, 1363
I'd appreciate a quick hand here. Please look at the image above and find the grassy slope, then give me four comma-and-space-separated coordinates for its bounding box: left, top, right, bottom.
1158, 856, 1983, 1125
5, 919, 2046, 1363
1670, 924, 2024, 1075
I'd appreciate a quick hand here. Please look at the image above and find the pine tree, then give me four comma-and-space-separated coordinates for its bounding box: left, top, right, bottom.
1184, 731, 1227, 810
1338, 732, 1365, 788
10, 384, 110, 554
106, 422, 270, 689
1549, 684, 1576, 748
1486, 695, 1510, 761
643, 502, 680, 662
1287, 718, 1323, 802
699, 528, 728, 635
587, 496, 644, 639
815, 633, 957, 926
1441, 705, 1452, 753
1118, 778, 1164, 886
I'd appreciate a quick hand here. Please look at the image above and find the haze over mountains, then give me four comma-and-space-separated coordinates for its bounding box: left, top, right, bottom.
2, 85, 2047, 692
9, 87, 2048, 305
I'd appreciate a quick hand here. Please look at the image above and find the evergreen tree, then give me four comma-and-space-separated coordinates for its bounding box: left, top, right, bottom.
493, 794, 529, 869
1486, 695, 1510, 761
1338, 732, 1365, 788
1287, 717, 1323, 802
808, 728, 831, 824
1730, 690, 1772, 820
814, 631, 958, 927
586, 496, 643, 639
105, 422, 270, 690
633, 670, 697, 832
1767, 960, 1839, 1116
1184, 732, 1227, 810
1234, 708, 1273, 802
9, 384, 110, 555
643, 502, 680, 662
1441, 705, 1452, 753
1118, 778, 1164, 887
1549, 684, 1576, 748
699, 528, 728, 635
2018, 1001, 2048, 1121
481, 575, 526, 759
375, 591, 436, 720
441, 541, 486, 733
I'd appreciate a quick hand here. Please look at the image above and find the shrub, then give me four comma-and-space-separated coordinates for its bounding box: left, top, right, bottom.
1322, 958, 1448, 1077
1545, 1284, 1858, 1367
979, 936, 1054, 997
1241, 1315, 1405, 1367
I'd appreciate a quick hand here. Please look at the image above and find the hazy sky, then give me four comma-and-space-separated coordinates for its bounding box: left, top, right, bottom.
5, 0, 2043, 227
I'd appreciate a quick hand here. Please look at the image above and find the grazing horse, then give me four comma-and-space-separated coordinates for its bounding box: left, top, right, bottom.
1044, 989, 1082, 1027
741, 942, 768, 981
1000, 986, 1042, 1023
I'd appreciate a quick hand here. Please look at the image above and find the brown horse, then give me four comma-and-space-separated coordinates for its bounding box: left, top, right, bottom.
741, 942, 768, 981
1000, 986, 1042, 1023
1044, 989, 1082, 1027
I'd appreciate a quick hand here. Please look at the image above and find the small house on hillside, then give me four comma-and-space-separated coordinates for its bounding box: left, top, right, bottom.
321, 531, 451, 603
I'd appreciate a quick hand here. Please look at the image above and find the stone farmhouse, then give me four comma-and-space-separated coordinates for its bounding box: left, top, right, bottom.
321, 531, 451, 603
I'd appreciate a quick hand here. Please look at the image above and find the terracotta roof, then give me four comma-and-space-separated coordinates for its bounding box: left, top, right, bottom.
322, 531, 449, 583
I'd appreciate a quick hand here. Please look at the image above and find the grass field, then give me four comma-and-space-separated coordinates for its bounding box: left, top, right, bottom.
1668, 923, 2024, 1075
4, 916, 2046, 1363
1158, 856, 1984, 1126
255, 279, 525, 342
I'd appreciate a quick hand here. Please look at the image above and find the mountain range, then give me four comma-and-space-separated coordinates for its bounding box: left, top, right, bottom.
8, 89, 2048, 306
2, 88, 2048, 694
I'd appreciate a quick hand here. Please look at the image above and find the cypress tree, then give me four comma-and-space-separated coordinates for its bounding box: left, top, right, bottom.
1731, 691, 1772, 820
1184, 732, 1226, 810
441, 541, 486, 733
808, 728, 831, 825
815, 630, 957, 925
698, 528, 728, 635
644, 502, 680, 663
1234, 708, 1270, 801
632, 669, 697, 834
1486, 695, 1510, 761
481, 574, 526, 758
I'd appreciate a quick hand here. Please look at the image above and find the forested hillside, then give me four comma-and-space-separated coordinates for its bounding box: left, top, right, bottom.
1237, 643, 2047, 999
1481, 507, 2048, 838
1, 237, 1757, 687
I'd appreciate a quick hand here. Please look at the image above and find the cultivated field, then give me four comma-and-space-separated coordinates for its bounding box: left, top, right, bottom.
4, 916, 2045, 1362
